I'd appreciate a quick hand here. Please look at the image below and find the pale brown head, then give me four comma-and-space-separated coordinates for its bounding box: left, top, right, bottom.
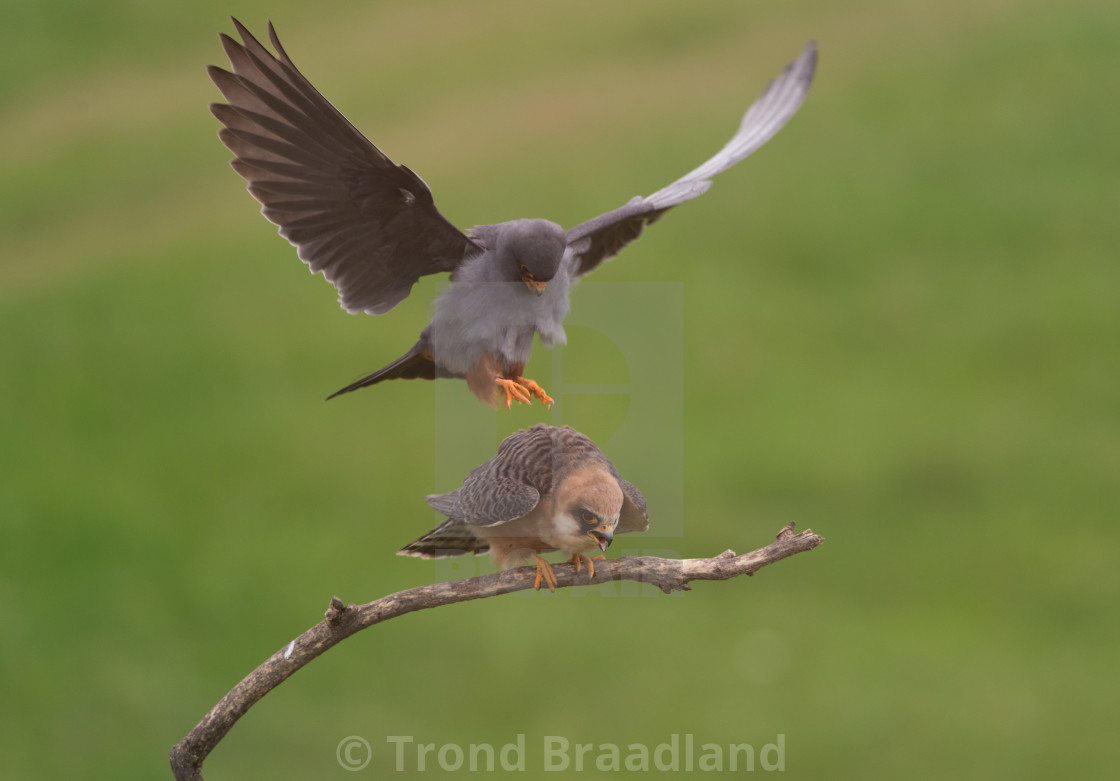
546, 467, 623, 556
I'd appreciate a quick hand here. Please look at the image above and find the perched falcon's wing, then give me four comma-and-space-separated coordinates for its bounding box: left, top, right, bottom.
453, 476, 542, 527
613, 474, 650, 533
424, 491, 461, 518
565, 41, 817, 277
208, 19, 482, 315
448, 425, 559, 526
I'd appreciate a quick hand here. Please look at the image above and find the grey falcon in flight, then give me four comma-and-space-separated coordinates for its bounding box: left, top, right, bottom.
399, 424, 648, 591
208, 19, 817, 408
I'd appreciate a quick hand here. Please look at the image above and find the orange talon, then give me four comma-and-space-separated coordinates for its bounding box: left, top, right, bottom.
532, 555, 557, 592
512, 377, 554, 407
569, 553, 597, 579
588, 554, 605, 578
495, 377, 532, 409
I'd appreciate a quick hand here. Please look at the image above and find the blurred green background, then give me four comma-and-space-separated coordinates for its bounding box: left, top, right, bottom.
2, 0, 1117, 778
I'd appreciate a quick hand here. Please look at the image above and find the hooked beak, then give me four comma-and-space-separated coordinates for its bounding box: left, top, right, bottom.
588, 528, 614, 552
522, 277, 548, 296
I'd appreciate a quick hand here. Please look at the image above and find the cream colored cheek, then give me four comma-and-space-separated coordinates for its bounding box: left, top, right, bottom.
543, 514, 592, 552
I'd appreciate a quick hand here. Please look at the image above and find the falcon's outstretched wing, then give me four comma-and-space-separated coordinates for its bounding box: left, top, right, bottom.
208, 19, 481, 315
565, 41, 817, 276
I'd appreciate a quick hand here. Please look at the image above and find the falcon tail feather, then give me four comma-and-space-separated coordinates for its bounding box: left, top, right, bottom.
326, 339, 440, 399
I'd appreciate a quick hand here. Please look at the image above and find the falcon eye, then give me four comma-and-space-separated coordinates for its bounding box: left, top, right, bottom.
579, 509, 596, 524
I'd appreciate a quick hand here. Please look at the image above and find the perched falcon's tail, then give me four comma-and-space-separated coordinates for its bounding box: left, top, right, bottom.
326, 337, 441, 400
398, 518, 490, 559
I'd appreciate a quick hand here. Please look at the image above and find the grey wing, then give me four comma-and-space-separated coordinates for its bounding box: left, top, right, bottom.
426, 481, 540, 526
610, 469, 650, 533
452, 476, 542, 527
446, 425, 559, 526
425, 490, 461, 518
565, 41, 817, 277
208, 19, 482, 315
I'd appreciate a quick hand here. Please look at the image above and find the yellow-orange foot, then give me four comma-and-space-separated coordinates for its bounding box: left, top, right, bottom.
569, 553, 603, 580
512, 376, 554, 407
532, 555, 558, 592
495, 377, 532, 409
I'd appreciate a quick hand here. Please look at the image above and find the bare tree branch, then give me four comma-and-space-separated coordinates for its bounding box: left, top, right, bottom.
169, 526, 824, 780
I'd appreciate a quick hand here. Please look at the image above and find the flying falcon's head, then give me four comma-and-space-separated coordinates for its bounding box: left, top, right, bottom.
495, 219, 567, 296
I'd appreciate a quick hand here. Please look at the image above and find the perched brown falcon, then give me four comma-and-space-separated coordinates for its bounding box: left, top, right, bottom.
400, 424, 649, 591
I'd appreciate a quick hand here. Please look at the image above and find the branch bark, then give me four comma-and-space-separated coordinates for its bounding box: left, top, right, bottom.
169, 525, 823, 780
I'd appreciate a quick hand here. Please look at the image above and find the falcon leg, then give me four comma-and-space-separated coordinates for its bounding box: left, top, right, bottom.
532, 555, 558, 592
512, 376, 554, 407
495, 377, 533, 409
568, 553, 600, 580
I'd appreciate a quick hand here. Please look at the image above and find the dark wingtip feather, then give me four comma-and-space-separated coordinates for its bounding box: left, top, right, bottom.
205, 64, 233, 89
267, 21, 293, 65
230, 17, 255, 45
